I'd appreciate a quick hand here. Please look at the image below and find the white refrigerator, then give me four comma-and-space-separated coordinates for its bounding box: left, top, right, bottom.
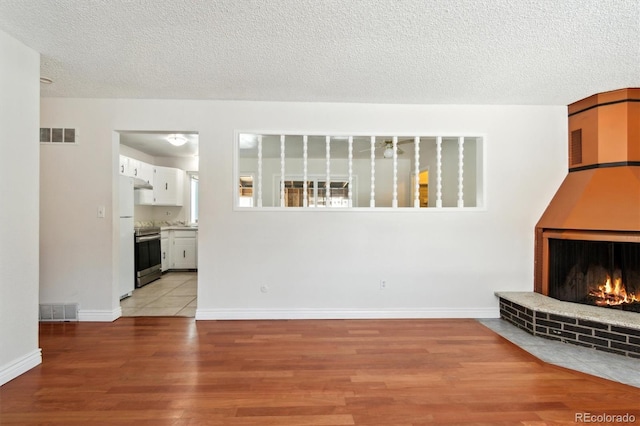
119, 176, 135, 299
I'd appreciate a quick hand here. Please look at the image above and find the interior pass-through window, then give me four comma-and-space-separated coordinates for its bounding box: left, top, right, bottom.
237, 134, 483, 210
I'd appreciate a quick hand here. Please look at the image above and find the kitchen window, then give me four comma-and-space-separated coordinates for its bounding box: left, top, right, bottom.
236, 134, 484, 209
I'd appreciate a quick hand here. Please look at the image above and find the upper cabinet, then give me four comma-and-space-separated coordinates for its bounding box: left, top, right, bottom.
128, 158, 141, 179
138, 161, 154, 185
153, 166, 184, 206
119, 155, 143, 179
120, 155, 184, 206
119, 155, 130, 176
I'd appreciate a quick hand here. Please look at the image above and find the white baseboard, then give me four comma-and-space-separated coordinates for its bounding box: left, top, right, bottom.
195, 307, 500, 320
0, 349, 42, 386
78, 307, 121, 322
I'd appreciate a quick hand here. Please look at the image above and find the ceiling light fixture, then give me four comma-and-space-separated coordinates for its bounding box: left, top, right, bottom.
383, 142, 394, 158
167, 134, 187, 146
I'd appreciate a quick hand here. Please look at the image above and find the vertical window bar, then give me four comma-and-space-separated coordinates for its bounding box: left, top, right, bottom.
313, 178, 318, 206
348, 136, 353, 207
303, 135, 308, 207
392, 136, 398, 208
370, 136, 376, 208
414, 136, 420, 208
457, 136, 464, 208
325, 136, 331, 207
257, 135, 263, 207
280, 134, 285, 207
436, 136, 443, 208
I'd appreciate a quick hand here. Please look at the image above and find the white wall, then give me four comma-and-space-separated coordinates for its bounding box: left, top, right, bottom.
0, 29, 41, 385
40, 104, 118, 320
39, 99, 567, 320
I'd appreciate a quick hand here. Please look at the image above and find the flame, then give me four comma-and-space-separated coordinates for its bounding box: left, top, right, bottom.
588, 276, 640, 306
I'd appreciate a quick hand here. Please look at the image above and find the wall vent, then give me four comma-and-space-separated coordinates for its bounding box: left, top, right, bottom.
40, 128, 77, 144
39, 303, 78, 321
570, 129, 582, 165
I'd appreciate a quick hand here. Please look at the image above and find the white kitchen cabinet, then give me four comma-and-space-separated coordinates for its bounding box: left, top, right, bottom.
160, 231, 170, 272
119, 155, 152, 182
128, 158, 141, 179
153, 166, 184, 206
121, 156, 185, 206
119, 155, 143, 179
171, 230, 197, 269
119, 155, 130, 176
138, 161, 154, 185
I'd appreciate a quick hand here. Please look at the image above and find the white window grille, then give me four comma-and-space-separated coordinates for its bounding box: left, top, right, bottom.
237, 134, 483, 210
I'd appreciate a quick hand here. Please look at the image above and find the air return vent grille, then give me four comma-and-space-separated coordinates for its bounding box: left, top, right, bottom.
570, 129, 582, 165
40, 127, 77, 144
39, 303, 78, 321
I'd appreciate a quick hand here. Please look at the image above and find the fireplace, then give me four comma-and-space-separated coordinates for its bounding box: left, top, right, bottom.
498, 89, 640, 359
534, 88, 640, 312
547, 234, 640, 312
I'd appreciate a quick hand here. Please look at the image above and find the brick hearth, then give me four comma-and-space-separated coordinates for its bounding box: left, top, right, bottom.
496, 292, 640, 359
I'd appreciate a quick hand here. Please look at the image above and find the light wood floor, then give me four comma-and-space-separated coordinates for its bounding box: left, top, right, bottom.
2, 318, 639, 425
121, 272, 197, 317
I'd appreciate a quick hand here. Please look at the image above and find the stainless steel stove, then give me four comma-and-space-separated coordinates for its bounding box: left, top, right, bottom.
134, 227, 162, 287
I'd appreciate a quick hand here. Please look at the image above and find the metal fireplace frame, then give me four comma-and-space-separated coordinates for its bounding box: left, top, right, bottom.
538, 229, 640, 296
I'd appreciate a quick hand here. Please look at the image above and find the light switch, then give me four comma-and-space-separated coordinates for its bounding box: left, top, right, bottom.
97, 205, 106, 218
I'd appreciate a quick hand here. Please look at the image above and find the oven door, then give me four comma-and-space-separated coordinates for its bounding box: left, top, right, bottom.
135, 234, 162, 287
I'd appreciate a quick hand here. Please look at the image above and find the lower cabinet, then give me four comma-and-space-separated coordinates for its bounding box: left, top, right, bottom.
159, 229, 198, 271
160, 232, 170, 272
170, 230, 197, 270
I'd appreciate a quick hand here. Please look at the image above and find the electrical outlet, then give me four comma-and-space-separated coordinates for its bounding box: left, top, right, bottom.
380, 280, 387, 289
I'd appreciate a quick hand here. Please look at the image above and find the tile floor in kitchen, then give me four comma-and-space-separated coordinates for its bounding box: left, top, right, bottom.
120, 271, 197, 317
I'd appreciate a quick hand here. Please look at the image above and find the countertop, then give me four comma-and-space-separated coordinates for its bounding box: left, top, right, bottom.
135, 221, 198, 231
161, 225, 198, 231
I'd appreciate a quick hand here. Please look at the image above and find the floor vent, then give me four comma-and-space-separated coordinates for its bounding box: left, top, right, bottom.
39, 303, 79, 322
40, 127, 78, 144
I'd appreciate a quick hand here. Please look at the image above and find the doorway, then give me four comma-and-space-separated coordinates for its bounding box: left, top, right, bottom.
116, 130, 199, 317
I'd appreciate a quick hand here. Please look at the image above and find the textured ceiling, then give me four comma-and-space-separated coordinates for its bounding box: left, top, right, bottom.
119, 131, 199, 158
0, 0, 638, 105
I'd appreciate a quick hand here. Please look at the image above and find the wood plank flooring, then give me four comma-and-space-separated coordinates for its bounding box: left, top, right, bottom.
1, 318, 639, 425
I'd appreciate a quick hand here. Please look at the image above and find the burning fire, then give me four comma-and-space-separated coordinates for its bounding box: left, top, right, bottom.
588, 276, 640, 306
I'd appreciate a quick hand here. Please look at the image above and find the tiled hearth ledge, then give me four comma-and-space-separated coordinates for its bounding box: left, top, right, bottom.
496, 292, 640, 359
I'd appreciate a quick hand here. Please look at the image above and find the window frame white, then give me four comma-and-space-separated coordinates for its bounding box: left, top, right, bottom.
234, 131, 487, 212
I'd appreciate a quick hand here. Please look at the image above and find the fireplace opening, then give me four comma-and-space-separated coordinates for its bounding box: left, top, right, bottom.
548, 238, 640, 312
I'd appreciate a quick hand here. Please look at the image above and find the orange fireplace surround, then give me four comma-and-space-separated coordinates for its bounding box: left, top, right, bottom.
534, 88, 640, 295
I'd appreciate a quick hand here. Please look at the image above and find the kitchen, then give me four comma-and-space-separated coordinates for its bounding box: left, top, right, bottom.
118, 131, 199, 316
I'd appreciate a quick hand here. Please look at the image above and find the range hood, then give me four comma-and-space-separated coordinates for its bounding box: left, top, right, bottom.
132, 177, 153, 190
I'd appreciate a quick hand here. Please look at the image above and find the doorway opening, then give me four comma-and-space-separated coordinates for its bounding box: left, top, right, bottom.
117, 130, 199, 317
